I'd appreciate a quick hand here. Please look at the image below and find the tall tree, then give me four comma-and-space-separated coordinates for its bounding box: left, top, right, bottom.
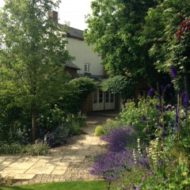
0, 0, 70, 141
85, 0, 158, 96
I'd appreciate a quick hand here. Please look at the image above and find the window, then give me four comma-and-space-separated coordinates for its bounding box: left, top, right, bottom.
93, 91, 98, 103
84, 63, 90, 73
105, 92, 109, 103
110, 93, 114, 103
99, 91, 103, 103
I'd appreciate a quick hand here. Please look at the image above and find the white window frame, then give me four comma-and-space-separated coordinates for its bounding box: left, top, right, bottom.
84, 63, 90, 73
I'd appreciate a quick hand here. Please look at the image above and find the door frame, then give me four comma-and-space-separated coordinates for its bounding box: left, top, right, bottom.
92, 89, 115, 111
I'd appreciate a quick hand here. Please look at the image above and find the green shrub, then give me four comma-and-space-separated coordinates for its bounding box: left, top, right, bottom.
0, 143, 48, 155
0, 78, 92, 145
39, 104, 86, 133
102, 119, 123, 134
139, 134, 190, 190
67, 113, 86, 136
56, 85, 81, 114
50, 77, 96, 114
119, 98, 160, 141
68, 77, 97, 112
0, 96, 30, 144
0, 143, 22, 155
42, 111, 86, 147
101, 75, 128, 94
69, 120, 81, 135
38, 104, 66, 132
112, 167, 147, 190
69, 77, 96, 99
94, 125, 105, 136
23, 143, 49, 156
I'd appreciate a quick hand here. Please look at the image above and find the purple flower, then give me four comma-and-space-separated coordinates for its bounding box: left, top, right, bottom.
90, 150, 133, 182
101, 127, 133, 152
138, 156, 150, 169
182, 91, 189, 108
169, 66, 177, 79
147, 88, 154, 97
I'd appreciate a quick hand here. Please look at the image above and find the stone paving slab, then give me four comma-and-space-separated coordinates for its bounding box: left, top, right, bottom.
1, 173, 35, 180
51, 169, 67, 175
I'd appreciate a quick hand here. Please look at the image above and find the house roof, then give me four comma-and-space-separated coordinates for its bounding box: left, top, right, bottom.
65, 61, 80, 70
67, 26, 84, 40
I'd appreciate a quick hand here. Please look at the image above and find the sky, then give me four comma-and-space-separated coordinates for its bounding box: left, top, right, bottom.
0, 0, 92, 30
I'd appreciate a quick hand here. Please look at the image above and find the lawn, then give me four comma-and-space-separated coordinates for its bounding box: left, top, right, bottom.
0, 181, 107, 190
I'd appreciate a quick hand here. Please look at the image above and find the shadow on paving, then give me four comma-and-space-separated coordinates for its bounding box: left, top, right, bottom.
49, 144, 106, 157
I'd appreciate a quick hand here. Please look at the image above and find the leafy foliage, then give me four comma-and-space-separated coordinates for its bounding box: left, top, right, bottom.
119, 98, 159, 141
40, 106, 86, 147
0, 0, 70, 141
69, 77, 96, 99
141, 1, 190, 100
88, 0, 190, 189
100, 119, 123, 134
94, 125, 105, 136
85, 0, 160, 93
101, 75, 128, 98
0, 143, 48, 156
95, 92, 190, 189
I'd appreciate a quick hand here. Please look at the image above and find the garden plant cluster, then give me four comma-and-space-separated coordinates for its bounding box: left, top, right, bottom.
93, 89, 190, 189
92, 18, 190, 190
86, 0, 190, 187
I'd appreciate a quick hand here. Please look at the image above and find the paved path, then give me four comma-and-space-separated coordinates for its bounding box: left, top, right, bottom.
0, 115, 114, 185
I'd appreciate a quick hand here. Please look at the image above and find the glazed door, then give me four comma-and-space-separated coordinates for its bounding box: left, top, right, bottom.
92, 90, 104, 111
105, 91, 115, 110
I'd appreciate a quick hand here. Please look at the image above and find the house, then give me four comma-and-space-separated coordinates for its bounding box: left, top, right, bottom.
50, 11, 118, 112
66, 27, 120, 113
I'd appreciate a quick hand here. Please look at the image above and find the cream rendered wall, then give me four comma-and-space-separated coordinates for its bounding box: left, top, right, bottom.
67, 38, 104, 76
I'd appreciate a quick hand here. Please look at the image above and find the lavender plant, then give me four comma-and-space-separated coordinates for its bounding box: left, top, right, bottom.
90, 127, 136, 190
101, 127, 134, 152
90, 150, 133, 190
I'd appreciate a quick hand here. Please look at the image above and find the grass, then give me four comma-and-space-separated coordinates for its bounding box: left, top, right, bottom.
0, 181, 107, 190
